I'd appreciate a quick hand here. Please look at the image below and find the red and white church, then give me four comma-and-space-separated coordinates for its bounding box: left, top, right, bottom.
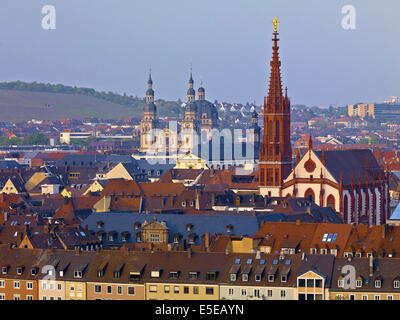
258, 19, 390, 225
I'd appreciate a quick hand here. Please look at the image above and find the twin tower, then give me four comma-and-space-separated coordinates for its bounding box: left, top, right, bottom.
139, 71, 219, 154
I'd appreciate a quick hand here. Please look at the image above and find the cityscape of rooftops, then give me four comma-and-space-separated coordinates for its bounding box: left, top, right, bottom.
0, 0, 400, 312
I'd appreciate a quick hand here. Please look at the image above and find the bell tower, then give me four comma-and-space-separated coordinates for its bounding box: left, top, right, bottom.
259, 18, 292, 197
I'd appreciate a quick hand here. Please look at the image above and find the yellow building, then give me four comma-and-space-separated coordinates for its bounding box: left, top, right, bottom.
174, 153, 208, 170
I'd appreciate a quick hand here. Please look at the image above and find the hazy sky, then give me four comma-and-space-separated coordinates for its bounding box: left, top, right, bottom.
0, 0, 399, 108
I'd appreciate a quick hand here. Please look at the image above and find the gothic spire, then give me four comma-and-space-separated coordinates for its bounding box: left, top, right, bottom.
266, 18, 284, 113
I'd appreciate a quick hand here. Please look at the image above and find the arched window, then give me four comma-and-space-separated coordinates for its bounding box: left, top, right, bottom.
304, 188, 315, 202
327, 194, 335, 210
343, 194, 349, 223
276, 121, 280, 139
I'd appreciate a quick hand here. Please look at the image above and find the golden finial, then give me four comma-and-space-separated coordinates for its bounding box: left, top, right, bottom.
273, 17, 279, 32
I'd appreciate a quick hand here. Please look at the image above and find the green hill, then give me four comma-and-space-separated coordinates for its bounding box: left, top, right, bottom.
0, 81, 181, 122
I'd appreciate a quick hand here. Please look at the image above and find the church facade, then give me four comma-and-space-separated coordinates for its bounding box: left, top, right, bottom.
257, 19, 390, 225
139, 71, 219, 155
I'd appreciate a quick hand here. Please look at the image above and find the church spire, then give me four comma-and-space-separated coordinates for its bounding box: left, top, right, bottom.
145, 67, 154, 105
266, 18, 284, 113
258, 18, 292, 195
187, 64, 195, 103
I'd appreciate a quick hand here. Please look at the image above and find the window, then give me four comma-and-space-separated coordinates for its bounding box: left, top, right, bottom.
338, 280, 344, 288
164, 286, 170, 293
255, 274, 261, 282
331, 249, 337, 256
375, 280, 381, 288
356, 280, 362, 288
298, 279, 305, 287
281, 275, 287, 283
310, 248, 317, 254
315, 279, 323, 288
117, 286, 122, 295
26, 282, 33, 290
174, 286, 180, 294
193, 287, 199, 295
17, 268, 23, 275
14, 281, 20, 289
388, 295, 393, 300
280, 290, 286, 298
268, 275, 275, 282
26, 295, 33, 301
362, 295, 368, 300
230, 274, 236, 281
169, 272, 179, 279
149, 285, 157, 293
74, 271, 83, 279
374, 295, 381, 300
128, 287, 135, 295
228, 288, 234, 296
149, 233, 160, 243
242, 274, 248, 282
57, 284, 62, 291
206, 272, 216, 281
267, 290, 273, 297
241, 289, 247, 296
107, 286, 112, 294
254, 289, 260, 298
188, 272, 198, 280
320, 249, 327, 255
184, 287, 189, 294
206, 287, 214, 295
349, 294, 355, 300
394, 281, 400, 288
2, 267, 8, 274
0, 281, 5, 288
94, 285, 102, 293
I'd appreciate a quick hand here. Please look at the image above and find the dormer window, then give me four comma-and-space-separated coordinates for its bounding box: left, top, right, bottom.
151, 269, 161, 278
206, 272, 217, 281
255, 274, 262, 282
375, 280, 381, 288
182, 201, 187, 207
230, 274, 237, 281
74, 271, 83, 279
356, 280, 362, 288
2, 266, 9, 274
281, 275, 287, 283
189, 272, 198, 280
242, 274, 248, 282
169, 272, 179, 279
59, 270, 64, 277
394, 280, 400, 288
338, 280, 344, 287
17, 267, 24, 275
31, 268, 38, 276
268, 275, 275, 282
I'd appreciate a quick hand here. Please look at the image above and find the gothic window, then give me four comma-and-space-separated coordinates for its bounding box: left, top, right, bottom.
327, 195, 335, 210
276, 121, 280, 138
305, 188, 315, 202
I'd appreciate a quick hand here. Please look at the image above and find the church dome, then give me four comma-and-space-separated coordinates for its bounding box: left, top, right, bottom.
194, 100, 218, 119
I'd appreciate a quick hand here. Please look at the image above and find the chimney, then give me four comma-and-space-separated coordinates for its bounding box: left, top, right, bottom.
369, 255, 373, 277
204, 233, 210, 251
187, 247, 192, 259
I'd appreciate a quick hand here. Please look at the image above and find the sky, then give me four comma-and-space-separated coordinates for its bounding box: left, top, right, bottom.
0, 0, 398, 108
